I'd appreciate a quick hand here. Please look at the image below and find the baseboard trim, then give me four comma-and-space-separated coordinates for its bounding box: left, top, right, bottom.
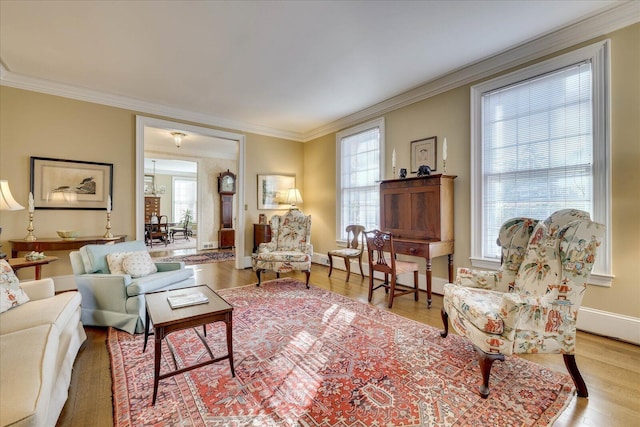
576, 307, 640, 345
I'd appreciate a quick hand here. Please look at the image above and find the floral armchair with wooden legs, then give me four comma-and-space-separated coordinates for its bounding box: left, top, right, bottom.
251, 209, 313, 288
441, 209, 605, 398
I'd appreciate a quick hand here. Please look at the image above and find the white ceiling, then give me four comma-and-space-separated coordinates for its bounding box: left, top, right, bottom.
0, 1, 633, 141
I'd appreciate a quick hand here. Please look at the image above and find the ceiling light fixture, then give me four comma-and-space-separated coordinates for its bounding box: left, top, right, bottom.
171, 132, 186, 148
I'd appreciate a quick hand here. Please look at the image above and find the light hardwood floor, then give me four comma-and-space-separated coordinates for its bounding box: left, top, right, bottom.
57, 258, 640, 427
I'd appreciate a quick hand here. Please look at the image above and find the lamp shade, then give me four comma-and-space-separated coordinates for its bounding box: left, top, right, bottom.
0, 180, 25, 211
285, 188, 303, 208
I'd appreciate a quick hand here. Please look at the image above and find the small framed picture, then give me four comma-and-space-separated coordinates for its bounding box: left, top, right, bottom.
410, 136, 437, 173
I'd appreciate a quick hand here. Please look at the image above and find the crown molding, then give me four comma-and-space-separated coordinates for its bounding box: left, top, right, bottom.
0, 64, 304, 142
301, 1, 640, 142
1, 2, 637, 143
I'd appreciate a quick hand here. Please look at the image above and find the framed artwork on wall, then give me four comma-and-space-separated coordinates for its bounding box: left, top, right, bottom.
30, 156, 113, 210
257, 174, 295, 209
410, 136, 437, 173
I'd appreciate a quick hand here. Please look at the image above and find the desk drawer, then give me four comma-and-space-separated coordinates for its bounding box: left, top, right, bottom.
393, 241, 428, 258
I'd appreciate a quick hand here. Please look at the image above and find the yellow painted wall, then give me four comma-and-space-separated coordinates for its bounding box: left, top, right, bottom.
304, 23, 640, 318
0, 87, 302, 278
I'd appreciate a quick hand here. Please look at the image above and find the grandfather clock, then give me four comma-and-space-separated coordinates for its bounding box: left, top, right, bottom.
217, 170, 236, 249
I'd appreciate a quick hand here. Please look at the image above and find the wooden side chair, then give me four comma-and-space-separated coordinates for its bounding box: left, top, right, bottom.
146, 214, 169, 247
327, 224, 365, 282
365, 229, 419, 308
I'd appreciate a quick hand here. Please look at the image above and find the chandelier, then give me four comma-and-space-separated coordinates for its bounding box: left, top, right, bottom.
145, 160, 166, 196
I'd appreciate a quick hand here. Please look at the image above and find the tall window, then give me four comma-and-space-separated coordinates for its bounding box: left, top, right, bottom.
173, 177, 197, 223
471, 41, 611, 284
336, 118, 384, 241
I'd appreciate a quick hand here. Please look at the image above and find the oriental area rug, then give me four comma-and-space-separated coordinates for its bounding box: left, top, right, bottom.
153, 250, 235, 265
108, 278, 574, 427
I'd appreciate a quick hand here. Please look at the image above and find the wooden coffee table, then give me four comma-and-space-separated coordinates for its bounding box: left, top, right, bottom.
143, 285, 235, 405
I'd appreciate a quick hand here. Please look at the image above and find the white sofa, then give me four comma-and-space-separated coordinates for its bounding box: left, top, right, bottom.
70, 240, 195, 334
0, 276, 86, 427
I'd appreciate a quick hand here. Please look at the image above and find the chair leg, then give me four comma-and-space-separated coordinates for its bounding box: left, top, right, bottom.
345, 257, 351, 282
474, 346, 505, 398
388, 275, 396, 308
328, 253, 334, 277
440, 308, 449, 337
563, 354, 589, 397
368, 274, 374, 302
255, 270, 262, 287
304, 270, 310, 289
358, 256, 364, 278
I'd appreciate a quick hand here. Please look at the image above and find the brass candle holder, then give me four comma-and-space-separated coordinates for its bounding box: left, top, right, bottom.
25, 212, 37, 241
103, 211, 113, 238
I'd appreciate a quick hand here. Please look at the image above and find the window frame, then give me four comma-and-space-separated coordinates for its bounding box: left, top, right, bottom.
470, 40, 612, 286
335, 117, 385, 244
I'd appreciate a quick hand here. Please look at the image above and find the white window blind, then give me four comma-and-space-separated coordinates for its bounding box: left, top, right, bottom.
471, 40, 611, 284
337, 119, 383, 241
173, 178, 197, 222
481, 62, 593, 259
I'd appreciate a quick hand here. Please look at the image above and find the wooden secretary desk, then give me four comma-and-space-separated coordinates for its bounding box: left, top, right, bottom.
379, 174, 456, 307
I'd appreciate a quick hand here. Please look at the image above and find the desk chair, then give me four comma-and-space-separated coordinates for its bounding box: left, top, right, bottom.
365, 229, 419, 308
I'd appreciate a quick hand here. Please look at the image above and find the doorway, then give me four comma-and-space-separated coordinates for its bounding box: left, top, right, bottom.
135, 116, 246, 270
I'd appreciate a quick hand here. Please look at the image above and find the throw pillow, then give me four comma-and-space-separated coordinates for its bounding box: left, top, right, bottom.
122, 251, 158, 278
106, 252, 132, 274
0, 259, 30, 313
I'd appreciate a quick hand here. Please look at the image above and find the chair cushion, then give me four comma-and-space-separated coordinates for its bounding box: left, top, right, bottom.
0, 291, 81, 335
328, 248, 360, 257
395, 260, 419, 275
445, 285, 505, 334
0, 260, 30, 313
80, 241, 148, 273
254, 251, 311, 263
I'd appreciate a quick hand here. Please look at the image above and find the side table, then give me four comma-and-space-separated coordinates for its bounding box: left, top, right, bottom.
7, 256, 59, 280
253, 224, 271, 252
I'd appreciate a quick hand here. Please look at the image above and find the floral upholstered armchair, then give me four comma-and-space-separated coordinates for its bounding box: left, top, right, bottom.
251, 209, 312, 287
441, 209, 605, 398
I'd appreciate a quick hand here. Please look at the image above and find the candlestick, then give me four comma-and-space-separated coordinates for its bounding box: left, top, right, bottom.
28, 192, 34, 213
442, 137, 448, 174
443, 138, 448, 161
103, 211, 113, 238
392, 149, 396, 168
107, 195, 111, 213
25, 212, 36, 241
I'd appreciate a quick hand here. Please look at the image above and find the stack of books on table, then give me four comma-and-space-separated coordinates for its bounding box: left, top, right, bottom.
167, 291, 209, 309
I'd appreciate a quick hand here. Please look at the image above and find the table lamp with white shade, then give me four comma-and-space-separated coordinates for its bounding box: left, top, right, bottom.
285, 188, 303, 210
0, 180, 25, 258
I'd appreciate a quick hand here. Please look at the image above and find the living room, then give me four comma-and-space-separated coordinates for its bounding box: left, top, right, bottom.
1, 2, 638, 426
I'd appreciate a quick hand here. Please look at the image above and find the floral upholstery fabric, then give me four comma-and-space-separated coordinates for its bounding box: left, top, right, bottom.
443, 209, 605, 356
0, 259, 30, 313
252, 210, 313, 275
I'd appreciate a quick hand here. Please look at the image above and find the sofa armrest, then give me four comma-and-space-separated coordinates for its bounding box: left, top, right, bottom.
19, 278, 55, 300
155, 262, 185, 272
454, 267, 500, 290
75, 274, 132, 313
